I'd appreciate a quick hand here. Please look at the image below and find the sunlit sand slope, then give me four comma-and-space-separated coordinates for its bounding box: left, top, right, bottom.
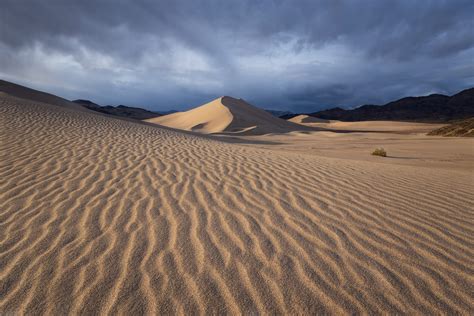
1, 94, 473, 314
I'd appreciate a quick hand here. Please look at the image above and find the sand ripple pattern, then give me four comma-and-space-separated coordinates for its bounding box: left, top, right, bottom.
1, 95, 473, 314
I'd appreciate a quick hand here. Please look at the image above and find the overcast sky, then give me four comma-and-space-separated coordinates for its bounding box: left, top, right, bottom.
1, 0, 473, 112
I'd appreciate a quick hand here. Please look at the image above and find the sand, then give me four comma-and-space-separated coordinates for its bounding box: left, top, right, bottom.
238, 131, 474, 171
428, 118, 474, 137
0, 80, 89, 113
288, 114, 330, 124
1, 93, 473, 314
290, 118, 446, 133
146, 96, 312, 135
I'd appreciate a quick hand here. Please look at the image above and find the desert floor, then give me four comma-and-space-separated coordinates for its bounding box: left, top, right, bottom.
232, 129, 474, 171
1, 94, 473, 314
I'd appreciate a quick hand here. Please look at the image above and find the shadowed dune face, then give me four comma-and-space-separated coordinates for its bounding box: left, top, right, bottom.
1, 94, 474, 314
146, 96, 313, 135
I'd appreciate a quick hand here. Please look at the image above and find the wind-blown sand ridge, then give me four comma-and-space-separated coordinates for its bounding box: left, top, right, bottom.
1, 92, 473, 314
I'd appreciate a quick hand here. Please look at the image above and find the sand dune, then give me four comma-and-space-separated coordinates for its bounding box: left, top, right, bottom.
0, 80, 89, 113
428, 117, 474, 137
1, 93, 473, 314
288, 114, 329, 124
290, 118, 445, 133
146, 96, 312, 135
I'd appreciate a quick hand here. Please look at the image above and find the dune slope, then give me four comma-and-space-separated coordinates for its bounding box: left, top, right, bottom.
146, 96, 311, 135
428, 117, 474, 137
1, 94, 473, 314
0, 80, 89, 112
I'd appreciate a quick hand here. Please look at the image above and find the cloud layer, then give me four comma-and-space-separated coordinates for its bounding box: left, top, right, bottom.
1, 0, 473, 111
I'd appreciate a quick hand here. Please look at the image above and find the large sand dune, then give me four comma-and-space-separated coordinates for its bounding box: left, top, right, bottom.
146, 96, 312, 135
0, 80, 89, 112
1, 93, 473, 314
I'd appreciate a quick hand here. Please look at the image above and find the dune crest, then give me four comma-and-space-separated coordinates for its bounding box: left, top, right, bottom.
146, 96, 312, 135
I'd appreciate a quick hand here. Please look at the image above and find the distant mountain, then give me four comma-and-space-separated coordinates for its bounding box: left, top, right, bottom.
279, 113, 300, 120
265, 109, 294, 118
158, 109, 179, 115
73, 99, 162, 120
428, 118, 474, 137
310, 88, 474, 122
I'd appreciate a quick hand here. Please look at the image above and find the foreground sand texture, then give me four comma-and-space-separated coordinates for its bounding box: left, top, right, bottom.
1, 94, 474, 314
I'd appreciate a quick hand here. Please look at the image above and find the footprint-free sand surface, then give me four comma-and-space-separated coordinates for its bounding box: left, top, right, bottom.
1, 94, 473, 314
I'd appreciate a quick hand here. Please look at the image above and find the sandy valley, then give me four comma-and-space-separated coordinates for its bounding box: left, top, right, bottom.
1, 87, 473, 315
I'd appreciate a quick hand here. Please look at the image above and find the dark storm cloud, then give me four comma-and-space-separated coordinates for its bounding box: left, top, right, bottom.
1, 0, 473, 111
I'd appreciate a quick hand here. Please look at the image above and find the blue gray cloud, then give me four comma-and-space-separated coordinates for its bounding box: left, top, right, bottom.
1, 0, 473, 111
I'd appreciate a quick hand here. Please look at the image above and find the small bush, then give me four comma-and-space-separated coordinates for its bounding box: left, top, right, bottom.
372, 148, 387, 157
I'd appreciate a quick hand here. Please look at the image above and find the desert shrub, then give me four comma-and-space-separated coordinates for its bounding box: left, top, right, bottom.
372, 148, 387, 157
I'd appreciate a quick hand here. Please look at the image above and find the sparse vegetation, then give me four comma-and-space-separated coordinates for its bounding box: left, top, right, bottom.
372, 148, 387, 157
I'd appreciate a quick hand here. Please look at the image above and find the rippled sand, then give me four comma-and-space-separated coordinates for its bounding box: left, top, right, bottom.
1, 94, 473, 314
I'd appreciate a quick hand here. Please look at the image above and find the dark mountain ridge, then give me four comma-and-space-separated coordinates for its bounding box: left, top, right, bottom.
310, 88, 474, 122
73, 99, 162, 120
